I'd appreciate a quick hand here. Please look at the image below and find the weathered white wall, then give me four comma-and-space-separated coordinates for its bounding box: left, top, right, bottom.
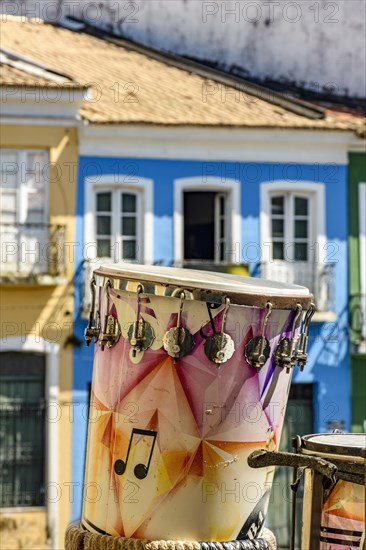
3, 0, 365, 97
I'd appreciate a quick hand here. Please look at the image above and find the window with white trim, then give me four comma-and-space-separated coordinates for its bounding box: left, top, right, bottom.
174, 177, 241, 267
0, 149, 48, 225
0, 149, 49, 274
270, 193, 312, 262
95, 189, 141, 261
260, 181, 333, 312
183, 191, 229, 262
84, 176, 153, 267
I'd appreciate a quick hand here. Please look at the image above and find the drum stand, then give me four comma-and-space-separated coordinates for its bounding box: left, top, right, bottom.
248, 436, 366, 550
65, 524, 277, 550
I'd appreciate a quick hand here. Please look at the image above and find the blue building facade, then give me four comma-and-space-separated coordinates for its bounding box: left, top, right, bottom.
71, 155, 349, 520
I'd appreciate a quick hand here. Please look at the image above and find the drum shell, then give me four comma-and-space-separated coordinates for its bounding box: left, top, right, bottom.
82, 286, 301, 541
300, 435, 365, 550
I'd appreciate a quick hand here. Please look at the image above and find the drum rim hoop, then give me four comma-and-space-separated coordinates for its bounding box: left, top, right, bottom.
300, 432, 366, 458
93, 270, 314, 310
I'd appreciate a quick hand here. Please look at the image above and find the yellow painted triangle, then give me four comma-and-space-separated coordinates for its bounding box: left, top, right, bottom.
203, 440, 231, 466
161, 450, 189, 485
155, 455, 173, 495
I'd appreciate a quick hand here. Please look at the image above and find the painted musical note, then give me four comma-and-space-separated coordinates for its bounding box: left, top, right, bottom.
114, 428, 157, 480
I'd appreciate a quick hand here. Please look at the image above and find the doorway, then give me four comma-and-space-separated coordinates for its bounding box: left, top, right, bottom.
266, 383, 314, 549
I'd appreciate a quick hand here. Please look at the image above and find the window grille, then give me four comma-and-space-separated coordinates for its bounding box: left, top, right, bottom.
0, 352, 46, 508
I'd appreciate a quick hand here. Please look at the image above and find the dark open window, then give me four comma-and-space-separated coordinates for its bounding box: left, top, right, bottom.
183, 191, 228, 262
0, 352, 46, 507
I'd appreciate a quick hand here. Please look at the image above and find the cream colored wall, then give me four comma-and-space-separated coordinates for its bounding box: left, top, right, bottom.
0, 125, 79, 550
0, 509, 51, 549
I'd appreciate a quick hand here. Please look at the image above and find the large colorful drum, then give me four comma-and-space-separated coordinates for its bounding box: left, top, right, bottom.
300, 433, 366, 550
82, 263, 314, 541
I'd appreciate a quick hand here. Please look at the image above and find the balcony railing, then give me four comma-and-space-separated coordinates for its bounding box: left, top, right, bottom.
0, 223, 66, 282
261, 261, 336, 313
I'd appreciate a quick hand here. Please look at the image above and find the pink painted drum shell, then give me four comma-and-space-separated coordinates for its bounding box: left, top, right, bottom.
299, 433, 365, 550
82, 263, 314, 542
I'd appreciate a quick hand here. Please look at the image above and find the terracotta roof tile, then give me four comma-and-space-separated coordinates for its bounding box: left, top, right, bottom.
0, 61, 86, 91
1, 17, 365, 131
0, 62, 56, 87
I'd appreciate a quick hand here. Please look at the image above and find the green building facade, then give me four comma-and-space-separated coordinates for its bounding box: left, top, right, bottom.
348, 152, 366, 433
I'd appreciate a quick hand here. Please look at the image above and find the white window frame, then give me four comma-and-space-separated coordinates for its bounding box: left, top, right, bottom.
84, 175, 153, 264
260, 181, 326, 265
95, 188, 142, 262
214, 192, 229, 263
0, 336, 59, 550
266, 192, 313, 262
0, 149, 49, 225
173, 177, 241, 266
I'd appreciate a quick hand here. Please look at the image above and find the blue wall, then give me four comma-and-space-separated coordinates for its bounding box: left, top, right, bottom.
71, 157, 349, 519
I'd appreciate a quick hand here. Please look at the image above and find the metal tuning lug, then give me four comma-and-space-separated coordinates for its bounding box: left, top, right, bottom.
163, 292, 194, 360
84, 277, 100, 346
98, 280, 121, 351
295, 303, 316, 371
127, 284, 154, 357
204, 297, 235, 367
275, 303, 303, 373
245, 301, 273, 372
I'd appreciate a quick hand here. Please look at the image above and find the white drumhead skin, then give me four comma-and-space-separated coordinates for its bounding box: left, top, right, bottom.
307, 433, 366, 449
302, 432, 366, 460
97, 262, 311, 298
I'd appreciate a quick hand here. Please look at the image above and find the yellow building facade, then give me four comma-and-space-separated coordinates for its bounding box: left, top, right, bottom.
0, 58, 86, 550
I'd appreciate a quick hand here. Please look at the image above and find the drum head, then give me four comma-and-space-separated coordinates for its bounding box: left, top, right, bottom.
301, 433, 366, 458
94, 262, 313, 309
